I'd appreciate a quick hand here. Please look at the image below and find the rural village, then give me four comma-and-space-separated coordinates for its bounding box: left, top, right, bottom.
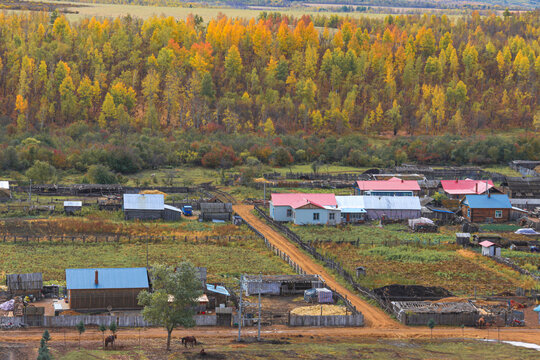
0, 0, 538, 358
0, 160, 540, 358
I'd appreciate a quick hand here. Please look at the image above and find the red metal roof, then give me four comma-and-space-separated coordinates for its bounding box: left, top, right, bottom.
270, 193, 337, 208
441, 179, 494, 195
356, 178, 420, 191
479, 240, 495, 247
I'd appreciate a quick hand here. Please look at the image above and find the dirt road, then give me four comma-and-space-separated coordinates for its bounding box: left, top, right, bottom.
233, 204, 399, 328
2, 326, 540, 345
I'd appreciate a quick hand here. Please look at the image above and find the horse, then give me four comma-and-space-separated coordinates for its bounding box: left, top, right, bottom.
182, 336, 197, 348
104, 334, 117, 348
477, 317, 486, 329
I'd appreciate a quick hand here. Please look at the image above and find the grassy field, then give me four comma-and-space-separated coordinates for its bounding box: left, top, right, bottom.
34, 2, 388, 21
51, 339, 540, 359
0, 218, 293, 284
285, 223, 538, 294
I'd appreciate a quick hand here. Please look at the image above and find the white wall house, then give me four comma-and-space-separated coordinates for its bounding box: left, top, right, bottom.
270, 193, 340, 225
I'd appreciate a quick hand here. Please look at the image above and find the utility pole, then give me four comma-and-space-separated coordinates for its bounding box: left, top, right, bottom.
28, 179, 32, 203
263, 182, 266, 206
146, 237, 149, 268
238, 274, 243, 342
258, 272, 262, 341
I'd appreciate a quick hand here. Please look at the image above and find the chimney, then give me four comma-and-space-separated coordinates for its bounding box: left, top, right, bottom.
95, 270, 99, 285
475, 183, 478, 194
455, 179, 458, 183
401, 179, 404, 183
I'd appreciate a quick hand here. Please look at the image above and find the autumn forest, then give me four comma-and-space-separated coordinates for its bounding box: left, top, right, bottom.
0, 10, 538, 177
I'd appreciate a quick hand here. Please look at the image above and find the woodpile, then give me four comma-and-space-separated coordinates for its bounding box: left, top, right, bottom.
291, 305, 347, 316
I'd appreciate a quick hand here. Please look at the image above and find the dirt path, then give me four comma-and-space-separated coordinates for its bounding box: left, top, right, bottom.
1, 326, 540, 345
233, 204, 399, 329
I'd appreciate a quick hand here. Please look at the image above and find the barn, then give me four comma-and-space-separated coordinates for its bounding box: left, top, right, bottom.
64, 201, 82, 215
356, 177, 420, 196
66, 267, 149, 310
362, 196, 421, 220
6, 272, 43, 297
123, 194, 182, 221
461, 194, 512, 223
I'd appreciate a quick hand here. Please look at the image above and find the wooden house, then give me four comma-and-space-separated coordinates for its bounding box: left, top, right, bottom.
66, 267, 149, 310
440, 179, 497, 199
461, 194, 512, 223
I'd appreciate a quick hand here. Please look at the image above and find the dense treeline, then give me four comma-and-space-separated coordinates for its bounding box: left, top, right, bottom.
0, 11, 539, 135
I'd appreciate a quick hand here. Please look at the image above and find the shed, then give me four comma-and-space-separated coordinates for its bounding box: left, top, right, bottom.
163, 204, 182, 221
6, 273, 43, 297
64, 201, 82, 215
479, 240, 501, 257
205, 284, 230, 308
66, 267, 149, 310
0, 180, 11, 202
123, 194, 164, 220
392, 301, 478, 326
200, 203, 232, 221
243, 275, 321, 296
509, 198, 540, 211
335, 196, 366, 223
456, 233, 471, 246
461, 194, 512, 223
501, 177, 540, 198
362, 195, 421, 220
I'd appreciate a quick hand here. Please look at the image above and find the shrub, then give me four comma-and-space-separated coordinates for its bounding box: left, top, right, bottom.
86, 165, 117, 184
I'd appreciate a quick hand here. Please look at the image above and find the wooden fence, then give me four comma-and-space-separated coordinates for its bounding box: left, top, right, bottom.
288, 314, 364, 327
0, 233, 256, 245
252, 205, 393, 313
241, 208, 362, 316
0, 314, 217, 327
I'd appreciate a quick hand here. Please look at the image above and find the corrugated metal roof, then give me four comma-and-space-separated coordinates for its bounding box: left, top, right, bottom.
363, 196, 421, 211
64, 201, 82, 207
206, 284, 230, 296
164, 204, 182, 212
441, 179, 494, 195
0, 181, 9, 189
335, 196, 366, 213
66, 267, 149, 290
123, 194, 164, 210
271, 193, 337, 208
462, 194, 511, 209
357, 178, 420, 191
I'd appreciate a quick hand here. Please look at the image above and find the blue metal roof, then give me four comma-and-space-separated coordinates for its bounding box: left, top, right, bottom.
206, 284, 230, 296
66, 267, 149, 290
462, 194, 512, 209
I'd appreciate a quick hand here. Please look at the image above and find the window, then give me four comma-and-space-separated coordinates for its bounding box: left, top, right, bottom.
329, 213, 335, 220
495, 210, 502, 218
313, 213, 320, 221
286, 209, 292, 217
467, 208, 470, 218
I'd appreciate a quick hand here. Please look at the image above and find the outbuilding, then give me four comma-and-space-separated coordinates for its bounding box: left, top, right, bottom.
123, 194, 182, 221
501, 177, 540, 198
6, 272, 43, 297
335, 196, 366, 223
66, 267, 149, 310
243, 275, 321, 296
0, 181, 11, 202
199, 203, 232, 221
64, 201, 82, 215
461, 194, 512, 223
479, 240, 501, 257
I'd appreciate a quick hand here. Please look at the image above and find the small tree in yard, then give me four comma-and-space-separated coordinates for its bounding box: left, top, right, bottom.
99, 324, 107, 347
138, 263, 202, 351
76, 321, 85, 349
37, 330, 51, 360
109, 321, 118, 348
428, 319, 435, 339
